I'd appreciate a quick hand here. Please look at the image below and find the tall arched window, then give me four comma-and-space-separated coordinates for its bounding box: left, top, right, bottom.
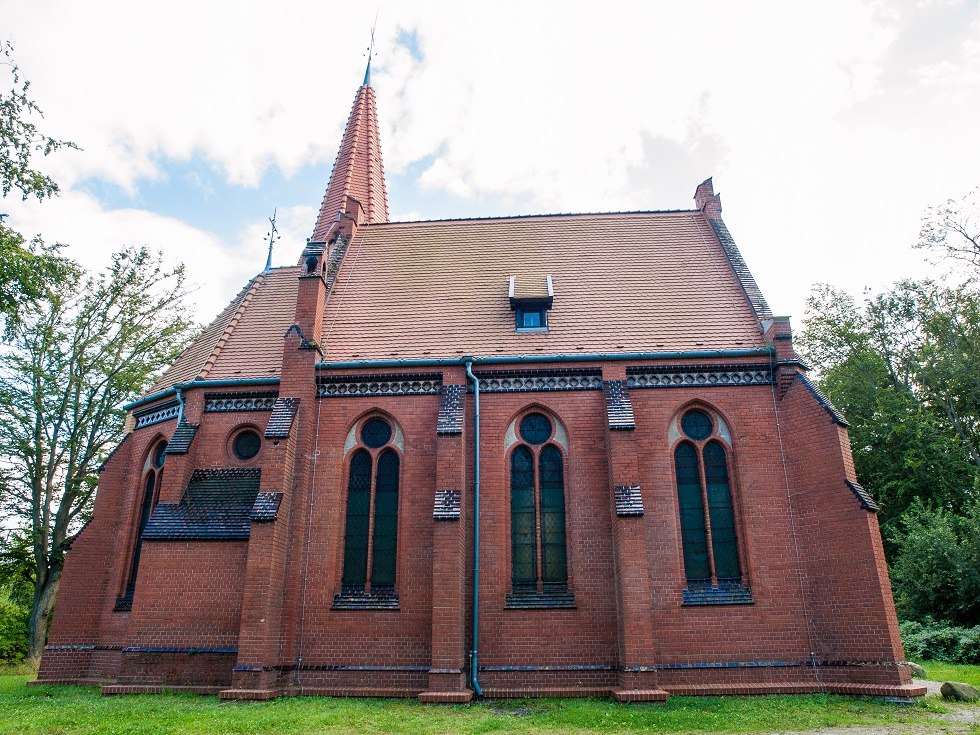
340, 417, 400, 596
510, 412, 568, 594
674, 408, 742, 587
116, 439, 166, 610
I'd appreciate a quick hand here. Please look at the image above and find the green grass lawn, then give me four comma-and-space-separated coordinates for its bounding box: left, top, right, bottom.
0, 664, 973, 735
913, 660, 980, 689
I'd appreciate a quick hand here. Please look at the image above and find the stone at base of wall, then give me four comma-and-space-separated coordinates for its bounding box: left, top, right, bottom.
102, 685, 223, 696
418, 690, 474, 704
664, 682, 927, 698
613, 688, 670, 702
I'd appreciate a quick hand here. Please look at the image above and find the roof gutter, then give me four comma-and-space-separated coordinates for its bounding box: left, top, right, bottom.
122, 377, 282, 412
315, 347, 772, 371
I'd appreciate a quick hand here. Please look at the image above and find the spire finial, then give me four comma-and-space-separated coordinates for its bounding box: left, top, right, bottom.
264, 209, 280, 273
363, 14, 378, 87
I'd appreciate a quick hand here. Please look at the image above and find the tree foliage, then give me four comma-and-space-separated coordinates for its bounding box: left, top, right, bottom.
0, 247, 196, 657
1, 41, 78, 202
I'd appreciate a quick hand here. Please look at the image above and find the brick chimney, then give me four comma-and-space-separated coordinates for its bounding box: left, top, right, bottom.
694, 177, 723, 221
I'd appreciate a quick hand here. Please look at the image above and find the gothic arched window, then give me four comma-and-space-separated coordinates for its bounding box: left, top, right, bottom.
341, 417, 400, 595
674, 408, 742, 586
510, 412, 568, 594
116, 439, 166, 610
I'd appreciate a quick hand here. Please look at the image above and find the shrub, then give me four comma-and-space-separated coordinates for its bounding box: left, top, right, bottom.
0, 586, 28, 662
900, 619, 980, 664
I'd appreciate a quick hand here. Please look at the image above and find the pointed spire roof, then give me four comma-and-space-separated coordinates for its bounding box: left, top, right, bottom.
311, 73, 388, 241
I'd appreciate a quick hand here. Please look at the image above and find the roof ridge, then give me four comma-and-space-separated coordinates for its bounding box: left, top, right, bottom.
377, 209, 700, 226
198, 273, 265, 380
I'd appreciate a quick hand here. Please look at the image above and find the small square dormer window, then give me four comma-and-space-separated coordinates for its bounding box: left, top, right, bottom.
509, 275, 553, 333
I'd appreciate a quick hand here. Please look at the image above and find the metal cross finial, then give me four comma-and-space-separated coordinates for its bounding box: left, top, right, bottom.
264, 208, 280, 273
363, 12, 379, 86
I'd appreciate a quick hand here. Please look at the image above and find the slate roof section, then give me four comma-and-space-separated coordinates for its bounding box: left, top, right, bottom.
796, 374, 850, 426
311, 83, 388, 241
142, 468, 261, 541
320, 212, 768, 360
603, 381, 636, 430
845, 480, 879, 512
265, 398, 300, 439
165, 421, 199, 455
437, 385, 465, 435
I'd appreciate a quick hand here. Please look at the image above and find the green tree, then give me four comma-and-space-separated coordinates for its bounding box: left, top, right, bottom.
0, 247, 196, 658
0, 41, 77, 333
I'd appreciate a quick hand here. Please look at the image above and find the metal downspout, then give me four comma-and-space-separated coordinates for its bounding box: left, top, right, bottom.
175, 387, 185, 424
464, 359, 483, 697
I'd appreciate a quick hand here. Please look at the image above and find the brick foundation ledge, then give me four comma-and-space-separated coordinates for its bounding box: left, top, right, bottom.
283, 686, 422, 698
102, 685, 223, 696
220, 688, 281, 701
482, 686, 611, 698
418, 690, 474, 704
613, 688, 670, 703
29, 678, 108, 687
663, 682, 927, 698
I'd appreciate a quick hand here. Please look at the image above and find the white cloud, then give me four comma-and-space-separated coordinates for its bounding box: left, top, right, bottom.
4, 0, 980, 327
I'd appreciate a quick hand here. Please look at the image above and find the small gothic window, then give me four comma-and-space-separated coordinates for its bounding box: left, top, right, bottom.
152, 441, 168, 468
233, 430, 261, 460
341, 418, 399, 595
119, 440, 167, 608
674, 409, 742, 586
510, 412, 568, 594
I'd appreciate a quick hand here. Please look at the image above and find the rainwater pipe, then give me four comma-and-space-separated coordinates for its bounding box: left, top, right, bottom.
464, 358, 484, 697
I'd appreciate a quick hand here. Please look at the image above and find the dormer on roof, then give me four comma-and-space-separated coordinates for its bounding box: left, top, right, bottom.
509, 275, 554, 331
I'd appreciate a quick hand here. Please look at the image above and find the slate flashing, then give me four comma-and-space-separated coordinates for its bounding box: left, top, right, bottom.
250, 491, 283, 521
614, 484, 644, 516
706, 217, 773, 320
603, 381, 636, 430
796, 374, 849, 426
142, 468, 261, 540
436, 385, 465, 435
165, 421, 199, 455
433, 489, 461, 520
265, 398, 299, 438
331, 589, 400, 610
845, 480, 879, 512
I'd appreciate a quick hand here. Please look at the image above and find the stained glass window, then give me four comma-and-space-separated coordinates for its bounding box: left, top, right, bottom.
511, 446, 537, 591
360, 418, 392, 449
704, 441, 740, 580
519, 413, 551, 445
233, 430, 261, 460
539, 446, 567, 590
370, 450, 399, 588
681, 410, 713, 441
341, 449, 372, 591
675, 442, 710, 582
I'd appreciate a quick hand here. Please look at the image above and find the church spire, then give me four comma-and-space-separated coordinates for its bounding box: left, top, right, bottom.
311, 38, 388, 242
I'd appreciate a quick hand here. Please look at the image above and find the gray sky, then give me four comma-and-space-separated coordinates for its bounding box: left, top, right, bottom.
4, 1, 979, 329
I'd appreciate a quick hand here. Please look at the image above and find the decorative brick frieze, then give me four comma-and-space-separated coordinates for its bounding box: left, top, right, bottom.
264, 398, 300, 438
250, 491, 283, 522
626, 364, 773, 389
203, 392, 278, 413
134, 401, 179, 429
473, 368, 602, 393
845, 480, 879, 512
613, 484, 644, 516
317, 373, 442, 398
165, 421, 199, 454
433, 490, 461, 520
436, 385, 465, 435
796, 374, 849, 426
603, 381, 635, 430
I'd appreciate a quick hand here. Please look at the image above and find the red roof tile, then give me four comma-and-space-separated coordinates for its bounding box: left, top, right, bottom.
319, 211, 767, 361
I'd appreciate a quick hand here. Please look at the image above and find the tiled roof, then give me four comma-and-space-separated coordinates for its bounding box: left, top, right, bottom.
311, 84, 388, 241
319, 212, 767, 360
147, 268, 299, 394
142, 468, 261, 540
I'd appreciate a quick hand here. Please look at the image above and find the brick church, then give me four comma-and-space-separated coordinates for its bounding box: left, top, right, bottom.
37, 59, 923, 702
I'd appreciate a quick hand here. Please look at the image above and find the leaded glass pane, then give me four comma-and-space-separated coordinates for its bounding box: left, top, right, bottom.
371, 450, 399, 587
539, 445, 567, 590
681, 410, 713, 441
675, 442, 710, 582
510, 446, 537, 590
360, 418, 392, 449
704, 441, 740, 580
152, 442, 167, 468
233, 430, 261, 460
127, 471, 158, 595
519, 413, 551, 445
342, 449, 372, 590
